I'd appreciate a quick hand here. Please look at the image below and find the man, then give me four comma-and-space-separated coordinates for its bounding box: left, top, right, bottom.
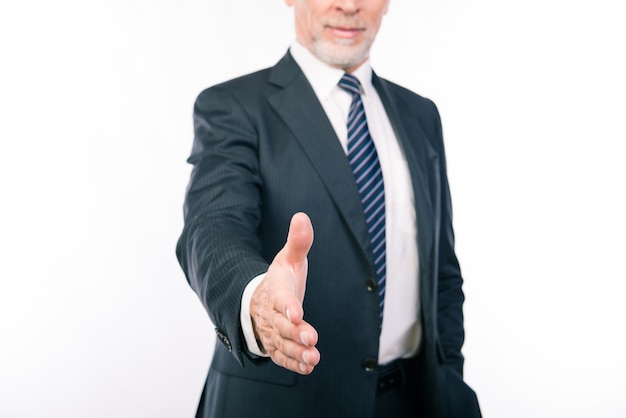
176, 0, 481, 417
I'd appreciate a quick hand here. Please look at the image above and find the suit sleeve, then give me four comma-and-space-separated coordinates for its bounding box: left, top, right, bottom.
430, 101, 467, 377
176, 85, 268, 366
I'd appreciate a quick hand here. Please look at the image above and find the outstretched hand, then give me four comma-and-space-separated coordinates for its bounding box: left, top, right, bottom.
250, 213, 320, 374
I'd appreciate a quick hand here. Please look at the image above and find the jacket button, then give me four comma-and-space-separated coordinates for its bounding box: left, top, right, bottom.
214, 327, 232, 352
366, 278, 378, 293
362, 358, 378, 372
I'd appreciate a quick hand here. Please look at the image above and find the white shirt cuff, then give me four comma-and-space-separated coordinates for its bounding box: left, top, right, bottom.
240, 273, 270, 357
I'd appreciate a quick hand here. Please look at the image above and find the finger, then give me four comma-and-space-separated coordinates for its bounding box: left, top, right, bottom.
282, 212, 314, 267
257, 309, 317, 350
256, 313, 320, 368
283, 299, 304, 325
274, 314, 318, 348
269, 346, 319, 375
272, 334, 320, 368
267, 284, 304, 325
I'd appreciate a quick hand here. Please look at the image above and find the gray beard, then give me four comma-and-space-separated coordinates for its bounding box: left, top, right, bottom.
310, 36, 373, 70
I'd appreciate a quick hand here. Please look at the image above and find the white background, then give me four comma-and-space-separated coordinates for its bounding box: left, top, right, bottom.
1, 1, 625, 417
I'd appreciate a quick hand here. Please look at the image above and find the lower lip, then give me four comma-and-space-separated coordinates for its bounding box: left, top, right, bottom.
328, 27, 362, 39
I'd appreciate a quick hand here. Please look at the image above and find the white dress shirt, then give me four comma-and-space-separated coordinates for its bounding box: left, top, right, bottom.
241, 41, 421, 365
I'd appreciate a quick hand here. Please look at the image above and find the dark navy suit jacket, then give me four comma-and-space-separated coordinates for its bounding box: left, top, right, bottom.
176, 51, 481, 418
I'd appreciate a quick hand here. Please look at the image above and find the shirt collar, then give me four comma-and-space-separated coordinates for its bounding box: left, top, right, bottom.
289, 41, 374, 101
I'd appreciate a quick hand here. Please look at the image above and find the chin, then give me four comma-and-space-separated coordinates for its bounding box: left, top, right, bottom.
312, 39, 370, 70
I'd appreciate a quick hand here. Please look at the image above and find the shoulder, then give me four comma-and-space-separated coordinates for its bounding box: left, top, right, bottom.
195, 67, 275, 108
375, 76, 439, 116
374, 75, 443, 142
195, 51, 300, 108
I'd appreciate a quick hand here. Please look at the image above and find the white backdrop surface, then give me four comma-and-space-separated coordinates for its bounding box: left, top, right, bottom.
1, 1, 625, 417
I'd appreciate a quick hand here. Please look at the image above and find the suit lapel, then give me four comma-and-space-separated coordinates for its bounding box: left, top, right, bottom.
265, 54, 439, 274
267, 53, 374, 265
372, 74, 436, 278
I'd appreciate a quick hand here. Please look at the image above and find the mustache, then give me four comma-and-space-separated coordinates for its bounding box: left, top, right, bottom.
321, 17, 366, 29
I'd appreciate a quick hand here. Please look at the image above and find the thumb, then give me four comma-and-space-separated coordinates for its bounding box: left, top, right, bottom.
282, 212, 314, 267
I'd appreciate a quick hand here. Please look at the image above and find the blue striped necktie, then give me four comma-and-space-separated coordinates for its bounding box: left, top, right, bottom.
338, 73, 386, 327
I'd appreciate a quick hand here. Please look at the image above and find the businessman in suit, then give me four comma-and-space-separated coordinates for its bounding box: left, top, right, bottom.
176, 0, 481, 417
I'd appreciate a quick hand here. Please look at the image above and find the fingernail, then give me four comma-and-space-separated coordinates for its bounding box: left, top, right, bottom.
286, 309, 292, 323
300, 331, 309, 346
299, 362, 307, 373
302, 350, 310, 364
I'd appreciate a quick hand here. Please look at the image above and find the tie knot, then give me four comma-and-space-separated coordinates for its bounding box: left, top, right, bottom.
338, 73, 362, 97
